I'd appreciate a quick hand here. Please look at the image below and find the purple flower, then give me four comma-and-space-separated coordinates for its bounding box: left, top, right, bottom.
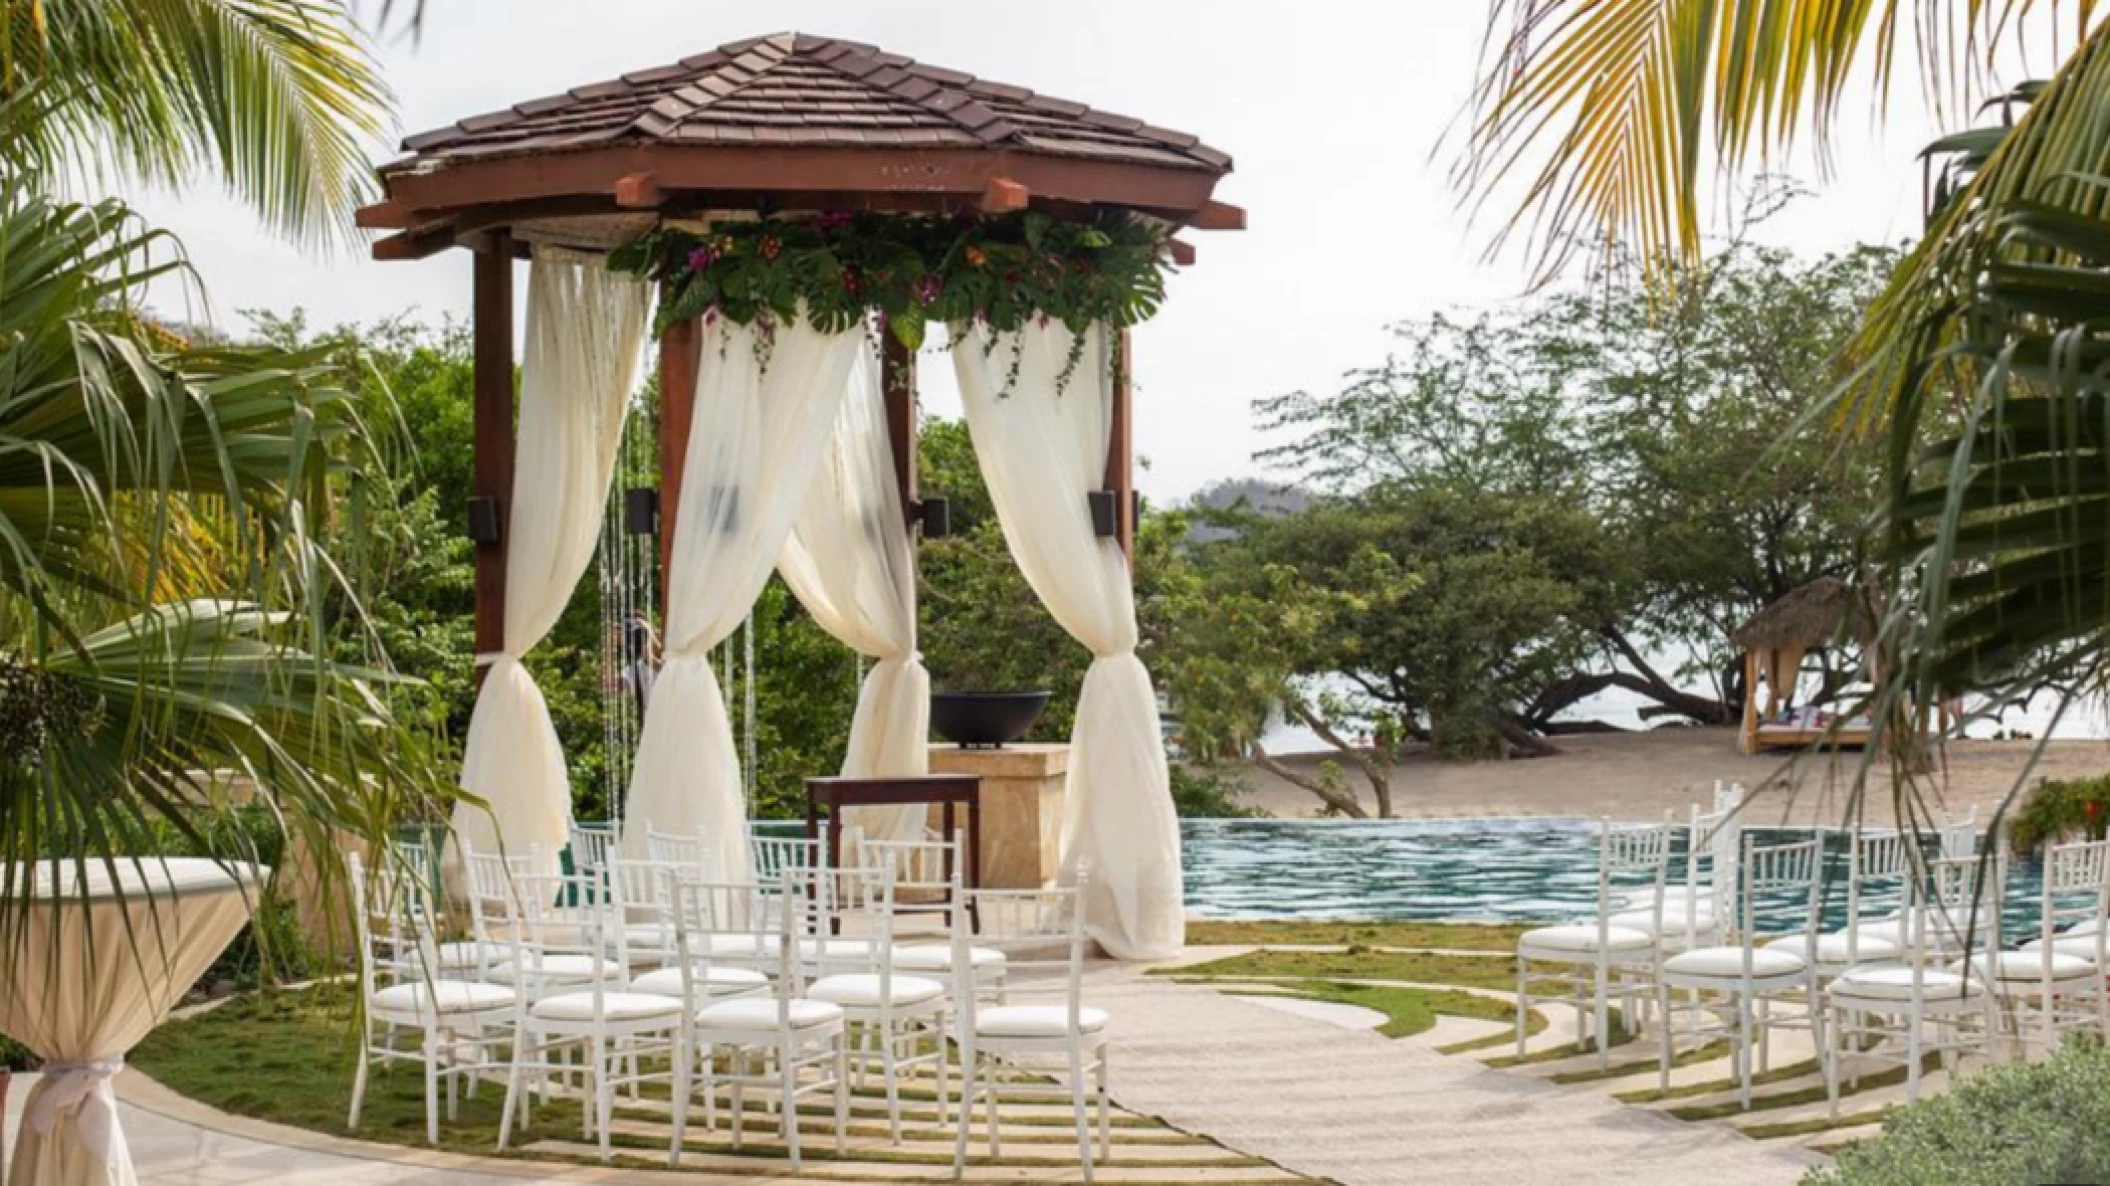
817, 210, 855, 231
687, 246, 715, 272
916, 275, 942, 307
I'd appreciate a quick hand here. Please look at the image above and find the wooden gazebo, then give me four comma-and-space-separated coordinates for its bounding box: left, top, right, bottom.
357, 30, 1241, 669
1733, 576, 1877, 753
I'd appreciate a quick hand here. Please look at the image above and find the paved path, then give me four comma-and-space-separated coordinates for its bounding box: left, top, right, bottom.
1090, 967, 1817, 1186
2, 971, 1817, 1184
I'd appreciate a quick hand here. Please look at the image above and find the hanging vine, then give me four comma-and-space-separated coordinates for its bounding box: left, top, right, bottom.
605, 209, 1172, 387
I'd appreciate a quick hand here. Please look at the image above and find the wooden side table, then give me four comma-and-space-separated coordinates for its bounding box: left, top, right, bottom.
804, 775, 983, 916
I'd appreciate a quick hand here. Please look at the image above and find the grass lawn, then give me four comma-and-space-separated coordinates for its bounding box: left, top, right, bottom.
1163, 947, 1521, 991
1228, 980, 1543, 1041
132, 982, 557, 1154
1184, 920, 1528, 952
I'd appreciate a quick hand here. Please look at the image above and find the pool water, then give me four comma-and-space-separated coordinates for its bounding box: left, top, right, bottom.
1180, 817, 2053, 937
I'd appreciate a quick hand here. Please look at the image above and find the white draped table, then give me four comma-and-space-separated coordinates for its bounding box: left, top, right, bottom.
0, 858, 264, 1186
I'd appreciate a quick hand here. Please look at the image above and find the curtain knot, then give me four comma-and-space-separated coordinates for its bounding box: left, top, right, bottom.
474, 652, 521, 668
27, 1056, 124, 1162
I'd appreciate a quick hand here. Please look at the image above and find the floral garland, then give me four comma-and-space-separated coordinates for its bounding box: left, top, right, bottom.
605, 210, 1170, 388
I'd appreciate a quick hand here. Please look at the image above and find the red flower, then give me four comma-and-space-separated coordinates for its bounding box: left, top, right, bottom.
964, 245, 987, 268
759, 235, 782, 261
842, 268, 862, 295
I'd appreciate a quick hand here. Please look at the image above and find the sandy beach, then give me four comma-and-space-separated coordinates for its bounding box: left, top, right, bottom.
1236, 725, 2110, 827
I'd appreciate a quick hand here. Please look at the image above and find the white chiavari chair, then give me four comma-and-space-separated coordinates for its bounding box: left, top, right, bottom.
1517, 816, 1677, 1069
1969, 839, 2107, 1054
1775, 828, 1906, 977
1825, 855, 1996, 1114
812, 849, 952, 1140
1659, 836, 1827, 1108
949, 870, 1108, 1183
677, 868, 850, 1172
347, 851, 514, 1145
496, 869, 685, 1162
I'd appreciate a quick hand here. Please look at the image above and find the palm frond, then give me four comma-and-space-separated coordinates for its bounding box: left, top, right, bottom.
1461, 0, 2101, 279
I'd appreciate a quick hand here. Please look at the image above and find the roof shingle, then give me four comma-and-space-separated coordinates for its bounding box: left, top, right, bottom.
394, 31, 1229, 175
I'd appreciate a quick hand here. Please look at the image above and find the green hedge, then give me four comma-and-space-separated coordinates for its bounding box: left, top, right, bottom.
1807, 1039, 2110, 1186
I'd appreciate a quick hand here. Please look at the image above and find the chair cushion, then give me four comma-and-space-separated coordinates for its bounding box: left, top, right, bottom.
807, 972, 946, 1009
1831, 966, 1972, 1003
1663, 945, 1807, 979
975, 1005, 1109, 1038
485, 953, 618, 985
628, 965, 770, 997
694, 997, 842, 1031
1617, 884, 1715, 912
1519, 923, 1653, 954
892, 944, 1007, 973
530, 990, 685, 1023
1765, 932, 1904, 966
1859, 909, 1973, 945
1955, 951, 2099, 983
2020, 933, 2108, 961
371, 980, 514, 1015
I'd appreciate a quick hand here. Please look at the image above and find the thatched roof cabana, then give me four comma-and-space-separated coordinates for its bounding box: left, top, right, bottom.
1735, 576, 1877, 754
1731, 576, 1875, 653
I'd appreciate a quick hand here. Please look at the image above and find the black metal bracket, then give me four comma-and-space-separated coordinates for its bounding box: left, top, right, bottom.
466, 496, 502, 544
912, 496, 952, 539
624, 487, 660, 535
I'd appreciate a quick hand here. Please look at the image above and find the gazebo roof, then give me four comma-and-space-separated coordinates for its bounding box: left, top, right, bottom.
362, 32, 1241, 261
1732, 576, 1876, 652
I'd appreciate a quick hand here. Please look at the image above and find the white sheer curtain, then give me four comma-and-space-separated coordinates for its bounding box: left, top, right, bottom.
455, 248, 646, 870
780, 343, 930, 842
953, 322, 1182, 959
623, 314, 862, 875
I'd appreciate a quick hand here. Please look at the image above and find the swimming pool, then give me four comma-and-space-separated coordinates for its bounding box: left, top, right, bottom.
1179, 817, 2050, 935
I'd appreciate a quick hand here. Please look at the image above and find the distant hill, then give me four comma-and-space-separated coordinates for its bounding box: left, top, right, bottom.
1182, 478, 1313, 543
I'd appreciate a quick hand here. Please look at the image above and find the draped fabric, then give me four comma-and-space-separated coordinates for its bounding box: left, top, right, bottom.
1, 860, 261, 1186
779, 343, 931, 842
455, 249, 647, 870
952, 322, 1182, 959
623, 315, 862, 876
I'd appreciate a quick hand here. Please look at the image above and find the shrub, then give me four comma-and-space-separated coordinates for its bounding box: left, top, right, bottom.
1805, 1039, 2110, 1186
2009, 773, 2110, 854
1170, 763, 1261, 818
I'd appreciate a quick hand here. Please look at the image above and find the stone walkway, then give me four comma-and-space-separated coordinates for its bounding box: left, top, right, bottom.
3, 968, 1816, 1184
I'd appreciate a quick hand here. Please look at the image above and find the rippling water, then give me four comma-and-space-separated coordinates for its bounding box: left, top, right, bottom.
1181, 817, 2050, 935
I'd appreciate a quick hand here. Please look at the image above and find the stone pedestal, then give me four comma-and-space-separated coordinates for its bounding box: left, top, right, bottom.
928, 744, 1068, 890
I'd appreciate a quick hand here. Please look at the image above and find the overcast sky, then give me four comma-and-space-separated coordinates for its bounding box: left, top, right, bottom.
131, 0, 1955, 501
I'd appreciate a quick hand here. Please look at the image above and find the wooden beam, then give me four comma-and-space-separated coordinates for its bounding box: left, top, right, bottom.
372, 220, 460, 261
882, 331, 917, 529
615, 171, 663, 208
1165, 238, 1196, 267
382, 146, 1221, 220
658, 318, 701, 610
471, 234, 516, 687
1104, 330, 1135, 559
354, 199, 413, 229
980, 176, 1029, 213
1186, 200, 1246, 231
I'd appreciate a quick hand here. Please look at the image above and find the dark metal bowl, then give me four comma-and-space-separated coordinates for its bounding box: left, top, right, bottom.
930, 690, 1051, 749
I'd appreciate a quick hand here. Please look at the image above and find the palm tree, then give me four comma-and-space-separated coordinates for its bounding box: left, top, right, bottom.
1464, 4, 2110, 798
0, 94, 443, 956
2, 0, 391, 247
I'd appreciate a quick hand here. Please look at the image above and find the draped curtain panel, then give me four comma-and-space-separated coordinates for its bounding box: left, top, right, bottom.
623, 314, 862, 875
456, 248, 647, 869
780, 343, 931, 843
953, 322, 1183, 960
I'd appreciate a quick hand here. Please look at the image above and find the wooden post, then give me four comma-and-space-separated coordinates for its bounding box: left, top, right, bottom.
658, 317, 700, 611
883, 333, 917, 524
1103, 329, 1135, 558
471, 233, 515, 686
